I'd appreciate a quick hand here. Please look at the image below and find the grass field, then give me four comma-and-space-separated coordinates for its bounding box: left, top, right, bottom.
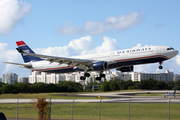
0, 92, 104, 99
0, 103, 180, 120
0, 91, 180, 120
0, 90, 146, 99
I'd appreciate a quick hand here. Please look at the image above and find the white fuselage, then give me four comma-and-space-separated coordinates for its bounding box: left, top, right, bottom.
30, 46, 178, 73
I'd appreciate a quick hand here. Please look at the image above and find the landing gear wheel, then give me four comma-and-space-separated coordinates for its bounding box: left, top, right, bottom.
84, 73, 90, 77
159, 61, 163, 69
96, 77, 101, 81
159, 66, 163, 69
80, 76, 86, 80
100, 74, 106, 78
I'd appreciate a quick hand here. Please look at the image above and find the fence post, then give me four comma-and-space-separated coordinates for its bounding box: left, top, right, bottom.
128, 99, 131, 120
99, 98, 102, 120
49, 96, 51, 120
17, 99, 19, 120
71, 99, 76, 120
168, 99, 171, 120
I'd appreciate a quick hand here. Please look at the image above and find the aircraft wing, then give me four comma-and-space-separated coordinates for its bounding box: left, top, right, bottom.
16, 48, 91, 63
16, 48, 116, 71
16, 48, 98, 71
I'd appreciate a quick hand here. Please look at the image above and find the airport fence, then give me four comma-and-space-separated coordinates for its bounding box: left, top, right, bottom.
1, 97, 180, 120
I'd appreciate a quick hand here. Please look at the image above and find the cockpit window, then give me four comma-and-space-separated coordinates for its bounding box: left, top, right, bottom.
167, 47, 174, 50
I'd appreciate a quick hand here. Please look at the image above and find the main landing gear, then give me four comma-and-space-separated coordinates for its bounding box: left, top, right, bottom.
159, 61, 163, 69
80, 71, 106, 81
80, 72, 90, 80
96, 71, 106, 81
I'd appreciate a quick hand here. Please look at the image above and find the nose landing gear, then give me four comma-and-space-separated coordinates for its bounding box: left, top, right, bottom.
159, 61, 163, 69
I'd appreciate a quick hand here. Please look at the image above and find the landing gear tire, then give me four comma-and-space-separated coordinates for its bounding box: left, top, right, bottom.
100, 74, 106, 78
84, 73, 90, 77
96, 77, 101, 81
159, 61, 163, 69
80, 76, 86, 80
159, 66, 163, 69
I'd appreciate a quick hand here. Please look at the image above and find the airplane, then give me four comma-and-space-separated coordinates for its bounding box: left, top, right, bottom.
163, 90, 176, 97
4, 41, 179, 81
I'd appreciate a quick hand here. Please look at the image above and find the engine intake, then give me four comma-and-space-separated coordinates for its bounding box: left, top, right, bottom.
93, 61, 108, 71
116, 66, 133, 72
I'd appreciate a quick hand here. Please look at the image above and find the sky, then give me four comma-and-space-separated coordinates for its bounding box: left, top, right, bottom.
0, 0, 180, 77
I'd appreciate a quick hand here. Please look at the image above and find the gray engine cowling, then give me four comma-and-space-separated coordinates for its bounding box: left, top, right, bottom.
116, 66, 133, 72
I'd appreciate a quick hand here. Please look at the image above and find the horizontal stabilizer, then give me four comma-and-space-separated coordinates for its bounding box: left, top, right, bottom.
3, 62, 32, 68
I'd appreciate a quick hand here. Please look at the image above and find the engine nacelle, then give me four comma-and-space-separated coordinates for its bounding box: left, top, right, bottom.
116, 66, 134, 72
93, 61, 108, 71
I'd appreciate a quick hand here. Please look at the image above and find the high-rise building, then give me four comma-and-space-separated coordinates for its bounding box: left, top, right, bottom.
0, 78, 2, 82
18, 77, 29, 83
120, 70, 174, 82
29, 70, 119, 84
2, 73, 18, 84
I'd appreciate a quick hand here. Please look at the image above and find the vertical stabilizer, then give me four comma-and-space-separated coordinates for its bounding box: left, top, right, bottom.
16, 41, 43, 63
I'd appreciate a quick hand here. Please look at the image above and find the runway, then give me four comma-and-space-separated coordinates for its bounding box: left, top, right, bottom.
0, 90, 180, 104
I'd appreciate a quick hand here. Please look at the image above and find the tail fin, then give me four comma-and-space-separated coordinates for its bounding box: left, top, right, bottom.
16, 41, 43, 63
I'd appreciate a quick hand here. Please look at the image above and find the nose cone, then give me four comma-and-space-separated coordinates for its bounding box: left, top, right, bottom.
174, 50, 179, 56
165, 49, 179, 59
170, 50, 179, 58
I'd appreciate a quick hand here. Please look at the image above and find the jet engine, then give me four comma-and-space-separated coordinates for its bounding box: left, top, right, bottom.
116, 66, 134, 72
93, 61, 108, 71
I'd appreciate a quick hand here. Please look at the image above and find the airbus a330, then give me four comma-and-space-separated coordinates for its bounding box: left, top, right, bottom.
4, 41, 179, 80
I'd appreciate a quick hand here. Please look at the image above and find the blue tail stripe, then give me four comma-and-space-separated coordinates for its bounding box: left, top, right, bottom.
18, 45, 44, 63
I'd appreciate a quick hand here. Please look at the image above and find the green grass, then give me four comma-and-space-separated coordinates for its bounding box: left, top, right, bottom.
0, 90, 147, 99
1, 103, 180, 120
0, 92, 107, 99
0, 91, 180, 119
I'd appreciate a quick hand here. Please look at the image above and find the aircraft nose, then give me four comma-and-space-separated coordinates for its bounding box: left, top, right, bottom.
174, 50, 179, 56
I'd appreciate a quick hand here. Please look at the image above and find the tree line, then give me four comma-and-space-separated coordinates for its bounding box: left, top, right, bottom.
98, 78, 180, 91
0, 81, 83, 94
0, 78, 180, 94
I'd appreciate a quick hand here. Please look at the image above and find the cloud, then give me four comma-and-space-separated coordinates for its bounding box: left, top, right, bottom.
0, 42, 30, 77
0, 0, 31, 34
0, 42, 8, 51
56, 12, 145, 35
81, 36, 118, 55
132, 43, 151, 49
37, 36, 118, 56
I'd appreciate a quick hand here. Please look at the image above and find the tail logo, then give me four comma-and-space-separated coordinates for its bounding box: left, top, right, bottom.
22, 50, 30, 56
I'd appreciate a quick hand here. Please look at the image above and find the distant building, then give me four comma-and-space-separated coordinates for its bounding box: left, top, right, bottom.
29, 70, 119, 84
120, 70, 174, 82
2, 73, 18, 84
28, 70, 177, 84
29, 71, 64, 84
173, 74, 180, 81
18, 77, 29, 83
0, 78, 2, 82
